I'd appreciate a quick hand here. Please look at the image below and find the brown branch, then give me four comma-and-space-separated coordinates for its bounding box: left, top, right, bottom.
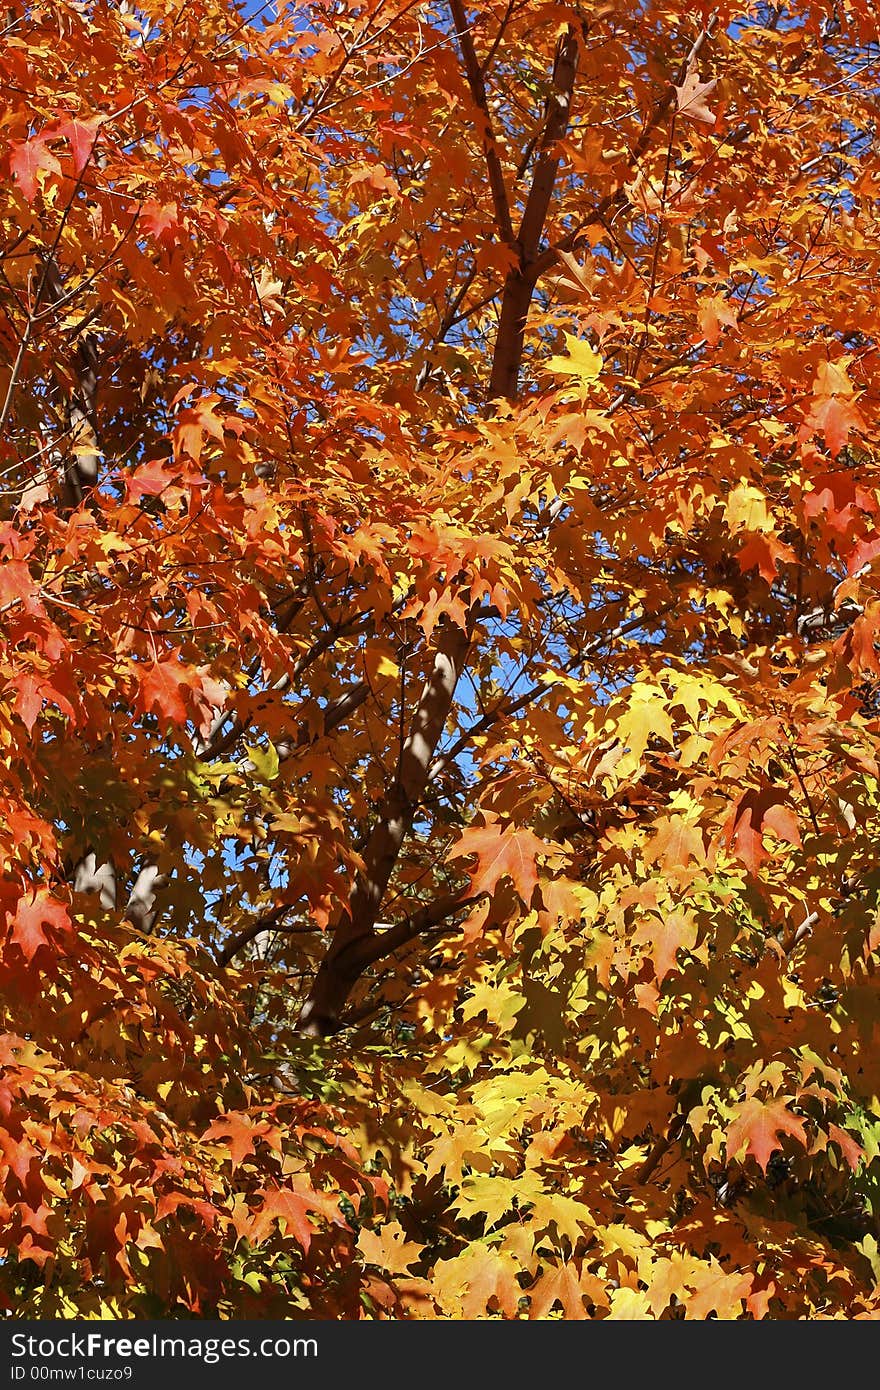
528, 17, 719, 283
635, 1114, 686, 1185
779, 911, 818, 958
448, 0, 515, 246
335, 891, 486, 978
429, 603, 676, 781
488, 23, 579, 401
297, 613, 476, 1035
517, 27, 579, 263
479, 0, 517, 79
216, 903, 288, 968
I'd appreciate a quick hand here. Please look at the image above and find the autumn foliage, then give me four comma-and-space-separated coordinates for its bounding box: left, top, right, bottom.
2, 0, 880, 1319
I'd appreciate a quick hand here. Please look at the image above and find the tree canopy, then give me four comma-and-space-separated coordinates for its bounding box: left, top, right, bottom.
2, 0, 880, 1319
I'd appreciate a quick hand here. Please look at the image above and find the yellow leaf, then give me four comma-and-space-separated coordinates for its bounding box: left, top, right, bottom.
546, 333, 603, 382
724, 482, 773, 533
607, 1286, 653, 1319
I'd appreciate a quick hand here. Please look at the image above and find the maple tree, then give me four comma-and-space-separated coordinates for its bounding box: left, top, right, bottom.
1, 0, 880, 1320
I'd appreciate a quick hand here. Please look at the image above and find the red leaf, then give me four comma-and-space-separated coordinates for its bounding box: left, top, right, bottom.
9, 137, 60, 202
202, 1113, 273, 1168
8, 891, 71, 963
809, 396, 862, 457
7, 670, 76, 733
736, 533, 795, 583
249, 1181, 343, 1253
725, 788, 801, 873
801, 361, 864, 457
127, 459, 179, 501
11, 674, 44, 734
0, 560, 37, 610
54, 117, 100, 175
139, 201, 183, 247
827, 1123, 864, 1173
139, 659, 191, 724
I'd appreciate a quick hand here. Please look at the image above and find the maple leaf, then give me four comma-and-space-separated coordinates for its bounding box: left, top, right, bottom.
539, 876, 585, 922
434, 1245, 521, 1319
546, 333, 603, 382
632, 909, 698, 985
126, 459, 179, 501
202, 1113, 264, 1167
53, 117, 100, 174
614, 686, 675, 764
725, 788, 801, 873
736, 533, 796, 583
8, 891, 71, 963
174, 401, 227, 463
642, 1254, 702, 1316
249, 1181, 343, 1254
193, 671, 229, 739
802, 358, 865, 456
683, 1263, 753, 1319
528, 1263, 590, 1319
138, 659, 192, 724
698, 295, 739, 346
446, 819, 546, 903
9, 137, 61, 202
673, 66, 718, 124
725, 1097, 807, 1172
139, 201, 183, 247
827, 1123, 864, 1173
725, 482, 772, 534
13, 677, 43, 733
0, 1129, 37, 1185
357, 1222, 423, 1275
806, 395, 863, 457
0, 560, 37, 610
607, 1286, 653, 1319
643, 815, 705, 871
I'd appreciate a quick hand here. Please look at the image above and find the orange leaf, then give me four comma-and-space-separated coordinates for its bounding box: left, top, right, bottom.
8, 891, 71, 963
698, 295, 738, 346
725, 788, 801, 873
249, 1181, 343, 1254
725, 1097, 807, 1173
446, 819, 546, 903
643, 815, 705, 871
827, 1123, 864, 1173
673, 67, 717, 125
54, 117, 100, 175
632, 910, 698, 985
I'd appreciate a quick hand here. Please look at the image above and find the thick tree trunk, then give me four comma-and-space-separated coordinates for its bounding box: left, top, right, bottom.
488, 270, 533, 401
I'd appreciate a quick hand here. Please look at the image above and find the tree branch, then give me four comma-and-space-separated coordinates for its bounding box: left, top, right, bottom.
216, 903, 288, 968
449, 0, 515, 246
488, 23, 579, 401
336, 890, 486, 978
528, 17, 718, 282
297, 614, 475, 1035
